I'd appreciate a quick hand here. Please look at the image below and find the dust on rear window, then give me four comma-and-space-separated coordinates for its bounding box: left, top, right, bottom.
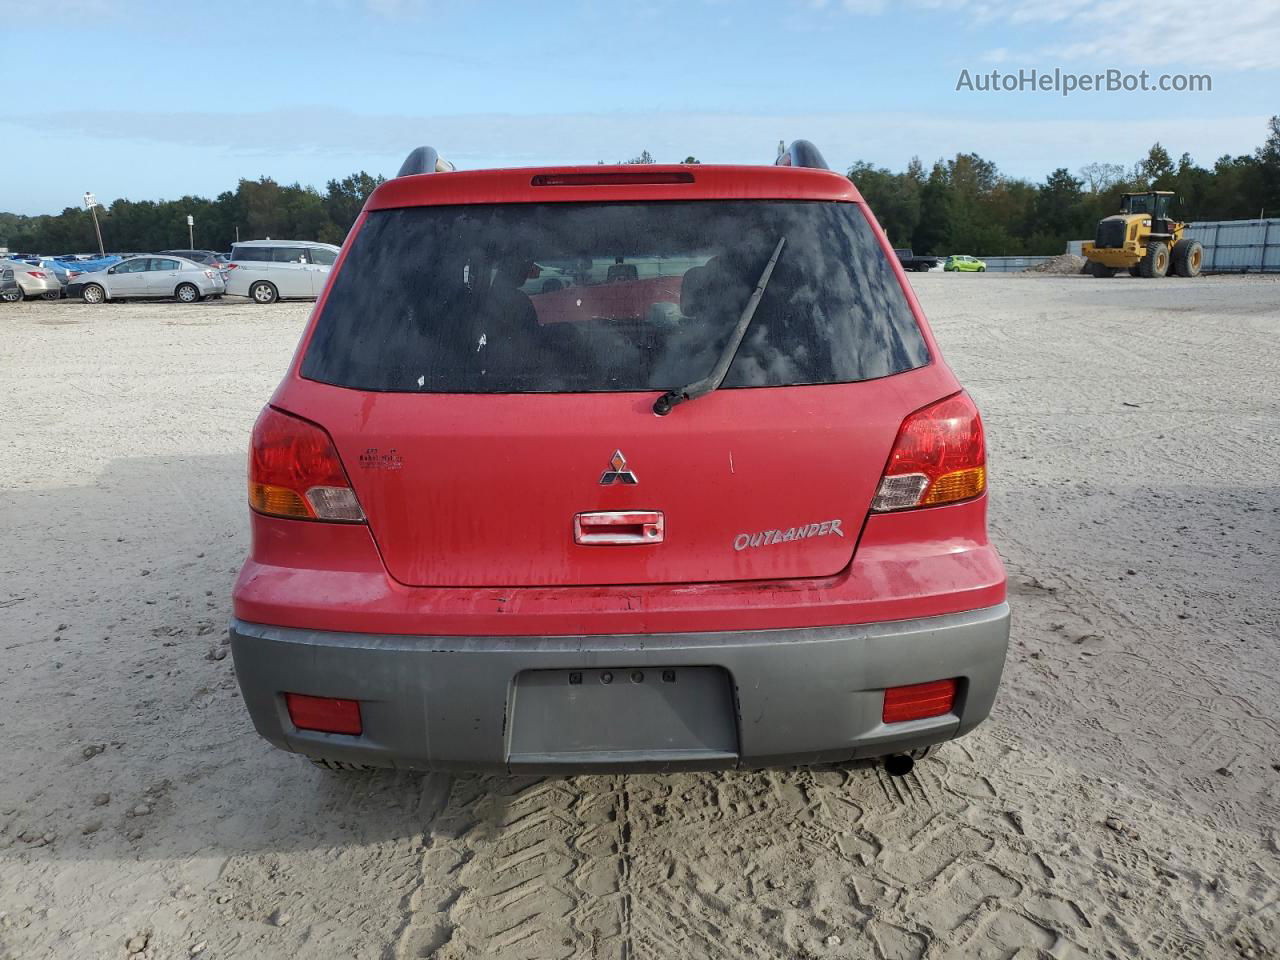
301, 200, 929, 393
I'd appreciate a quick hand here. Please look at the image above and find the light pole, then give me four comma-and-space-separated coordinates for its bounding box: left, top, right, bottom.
187, 214, 194, 249
83, 192, 105, 257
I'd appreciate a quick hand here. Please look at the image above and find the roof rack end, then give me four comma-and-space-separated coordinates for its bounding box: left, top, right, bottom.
397, 146, 456, 178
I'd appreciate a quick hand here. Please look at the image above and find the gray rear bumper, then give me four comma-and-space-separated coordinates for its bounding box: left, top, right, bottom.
230, 604, 1010, 772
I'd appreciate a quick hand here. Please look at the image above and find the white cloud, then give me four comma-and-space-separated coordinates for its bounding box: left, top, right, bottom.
822, 0, 1280, 71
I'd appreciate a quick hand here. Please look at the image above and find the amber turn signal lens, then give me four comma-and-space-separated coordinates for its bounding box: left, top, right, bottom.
921, 466, 986, 506
249, 482, 311, 518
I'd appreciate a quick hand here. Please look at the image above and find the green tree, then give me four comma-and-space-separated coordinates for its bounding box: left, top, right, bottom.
1033, 168, 1085, 242
911, 163, 953, 255
847, 161, 921, 247
1140, 142, 1176, 188
324, 172, 385, 241
1255, 115, 1280, 216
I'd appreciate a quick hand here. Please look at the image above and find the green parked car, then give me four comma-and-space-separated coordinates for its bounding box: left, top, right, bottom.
944, 255, 986, 272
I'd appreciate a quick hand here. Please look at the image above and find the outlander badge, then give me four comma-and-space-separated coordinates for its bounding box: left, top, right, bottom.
599, 449, 638, 485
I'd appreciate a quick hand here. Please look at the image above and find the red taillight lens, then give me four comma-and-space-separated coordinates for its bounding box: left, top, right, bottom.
871, 391, 986, 512
226, 263, 238, 270
285, 693, 362, 735
883, 678, 958, 724
248, 406, 364, 522
29, 271, 47, 279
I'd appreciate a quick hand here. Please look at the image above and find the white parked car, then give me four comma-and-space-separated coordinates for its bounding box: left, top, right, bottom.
224, 240, 340, 303
68, 256, 227, 304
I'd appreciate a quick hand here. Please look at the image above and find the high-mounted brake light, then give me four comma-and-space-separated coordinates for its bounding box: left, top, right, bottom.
248, 407, 364, 522
871, 392, 986, 512
531, 171, 695, 187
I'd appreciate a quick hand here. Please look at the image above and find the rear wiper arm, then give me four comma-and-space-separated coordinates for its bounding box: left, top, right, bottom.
652, 235, 786, 416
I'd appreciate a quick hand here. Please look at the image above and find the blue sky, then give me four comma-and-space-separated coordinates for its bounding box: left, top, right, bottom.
2, 0, 1277, 215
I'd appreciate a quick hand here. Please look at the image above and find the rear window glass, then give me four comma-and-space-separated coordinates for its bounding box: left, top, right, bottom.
302, 201, 928, 393
310, 247, 337, 265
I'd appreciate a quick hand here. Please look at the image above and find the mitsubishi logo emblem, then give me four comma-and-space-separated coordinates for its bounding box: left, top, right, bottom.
599, 449, 638, 485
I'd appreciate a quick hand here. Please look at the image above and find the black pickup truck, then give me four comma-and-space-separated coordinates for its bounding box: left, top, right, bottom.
894, 249, 940, 272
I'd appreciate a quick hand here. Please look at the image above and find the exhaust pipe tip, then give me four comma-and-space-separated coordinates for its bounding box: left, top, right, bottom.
883, 754, 914, 777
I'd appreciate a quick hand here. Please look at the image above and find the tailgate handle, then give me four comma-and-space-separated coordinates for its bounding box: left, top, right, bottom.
574, 511, 665, 545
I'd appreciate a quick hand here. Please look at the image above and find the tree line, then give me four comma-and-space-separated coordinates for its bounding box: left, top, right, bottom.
852, 115, 1280, 256
0, 172, 385, 255
3, 116, 1277, 256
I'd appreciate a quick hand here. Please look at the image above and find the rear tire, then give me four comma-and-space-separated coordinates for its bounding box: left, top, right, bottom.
250, 281, 279, 304
1128, 266, 1142, 277
81, 283, 106, 304
1139, 241, 1170, 278
42, 290, 61, 301
1171, 239, 1203, 277
175, 282, 199, 303
1089, 261, 1118, 278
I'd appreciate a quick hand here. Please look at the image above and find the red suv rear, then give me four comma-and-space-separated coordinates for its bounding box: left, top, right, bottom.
230, 142, 1008, 773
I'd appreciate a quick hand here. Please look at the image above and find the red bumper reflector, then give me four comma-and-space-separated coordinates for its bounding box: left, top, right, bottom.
285, 693, 363, 735
882, 678, 958, 724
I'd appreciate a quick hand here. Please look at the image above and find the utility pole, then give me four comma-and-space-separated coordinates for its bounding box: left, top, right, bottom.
83, 192, 105, 257
187, 214, 194, 249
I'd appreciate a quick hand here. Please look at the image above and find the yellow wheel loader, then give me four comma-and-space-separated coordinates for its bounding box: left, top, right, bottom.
1082, 191, 1203, 278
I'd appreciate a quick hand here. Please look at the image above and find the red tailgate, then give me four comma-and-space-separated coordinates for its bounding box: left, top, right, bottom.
288, 368, 948, 588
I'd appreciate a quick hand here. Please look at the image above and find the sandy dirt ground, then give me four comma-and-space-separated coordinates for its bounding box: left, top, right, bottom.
1, 275, 1277, 960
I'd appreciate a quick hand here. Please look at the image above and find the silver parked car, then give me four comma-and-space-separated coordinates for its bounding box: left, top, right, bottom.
68, 255, 227, 304
0, 259, 63, 300
224, 240, 340, 303
1, 264, 21, 302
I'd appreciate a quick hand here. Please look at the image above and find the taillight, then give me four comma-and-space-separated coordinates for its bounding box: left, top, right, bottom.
29, 271, 47, 279
248, 407, 364, 522
872, 391, 986, 512
226, 263, 238, 270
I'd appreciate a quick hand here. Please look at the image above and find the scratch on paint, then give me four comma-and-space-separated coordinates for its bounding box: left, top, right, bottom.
729, 451, 735, 474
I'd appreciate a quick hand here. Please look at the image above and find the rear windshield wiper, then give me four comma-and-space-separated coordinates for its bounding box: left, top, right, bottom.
652, 236, 787, 416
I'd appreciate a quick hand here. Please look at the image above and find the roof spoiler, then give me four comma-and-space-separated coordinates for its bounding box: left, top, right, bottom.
397, 146, 456, 178
775, 139, 829, 171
